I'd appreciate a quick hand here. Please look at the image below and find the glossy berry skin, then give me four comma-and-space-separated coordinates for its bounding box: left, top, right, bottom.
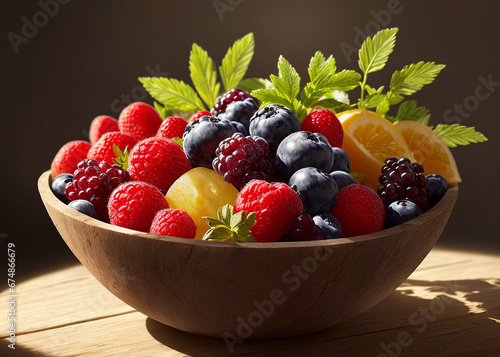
330, 147, 351, 173
329, 171, 357, 190
213, 133, 275, 190
378, 157, 432, 212
301, 109, 343, 147
51, 173, 73, 204
156, 116, 188, 139
128, 137, 191, 192
331, 184, 385, 237
188, 110, 211, 123
65, 159, 130, 222
87, 131, 138, 165
275, 131, 335, 181
68, 200, 99, 219
51, 140, 92, 178
426, 174, 448, 206
385, 200, 422, 228
150, 209, 197, 239
118, 102, 163, 141
313, 213, 342, 239
108, 181, 169, 233
218, 98, 258, 132
288, 167, 338, 216
288, 214, 323, 241
89, 115, 119, 145
234, 180, 303, 242
183, 116, 239, 168
211, 87, 258, 117
249, 104, 301, 153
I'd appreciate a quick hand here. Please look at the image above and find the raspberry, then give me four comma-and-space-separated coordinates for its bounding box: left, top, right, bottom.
377, 157, 432, 212
301, 109, 344, 148
213, 133, 275, 190
150, 209, 197, 239
118, 102, 163, 141
89, 115, 119, 145
288, 214, 324, 241
51, 140, 92, 178
87, 131, 138, 165
65, 159, 130, 222
108, 181, 169, 233
211, 87, 258, 116
156, 116, 188, 139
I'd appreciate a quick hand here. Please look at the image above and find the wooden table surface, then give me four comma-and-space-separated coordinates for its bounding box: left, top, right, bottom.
1, 247, 499, 357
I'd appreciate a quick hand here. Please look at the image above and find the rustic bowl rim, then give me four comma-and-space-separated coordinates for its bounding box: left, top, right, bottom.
38, 170, 458, 249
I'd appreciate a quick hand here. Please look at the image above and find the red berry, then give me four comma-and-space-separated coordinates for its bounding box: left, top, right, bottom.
89, 115, 119, 145
51, 140, 92, 178
301, 109, 343, 148
156, 116, 188, 139
128, 137, 191, 192
150, 209, 197, 239
188, 110, 211, 123
87, 131, 137, 165
118, 102, 163, 141
234, 180, 303, 242
211, 88, 258, 116
108, 181, 169, 233
331, 184, 385, 237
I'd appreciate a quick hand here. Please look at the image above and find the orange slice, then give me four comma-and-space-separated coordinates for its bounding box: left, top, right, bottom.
394, 120, 461, 184
338, 109, 414, 190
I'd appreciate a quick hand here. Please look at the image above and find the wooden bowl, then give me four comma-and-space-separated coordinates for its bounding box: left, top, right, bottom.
38, 170, 458, 339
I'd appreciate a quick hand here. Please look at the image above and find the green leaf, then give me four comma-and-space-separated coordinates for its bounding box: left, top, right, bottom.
376, 98, 390, 116
311, 98, 352, 113
350, 172, 366, 184
390, 61, 446, 96
171, 137, 183, 148
358, 28, 398, 74
238, 78, 273, 92
203, 216, 225, 228
202, 227, 233, 241
252, 88, 292, 109
220, 33, 255, 92
292, 99, 308, 122
433, 124, 488, 148
139, 77, 206, 112
365, 85, 384, 96
112, 144, 129, 170
323, 70, 361, 91
189, 43, 220, 108
245, 212, 256, 229
154, 101, 171, 120
230, 210, 246, 228
218, 204, 233, 226
307, 51, 336, 86
271, 55, 301, 103
394, 100, 431, 125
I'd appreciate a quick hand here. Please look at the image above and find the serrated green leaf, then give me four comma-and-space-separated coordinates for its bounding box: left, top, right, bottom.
308, 51, 336, 86
238, 78, 273, 92
252, 88, 292, 109
220, 33, 255, 92
292, 99, 308, 122
376, 98, 390, 116
323, 70, 361, 91
139, 77, 206, 112
270, 55, 301, 103
189, 43, 220, 108
154, 101, 169, 120
311, 98, 352, 113
365, 85, 384, 96
433, 124, 488, 148
390, 61, 446, 96
358, 28, 398, 74
395, 100, 431, 124
363, 93, 386, 109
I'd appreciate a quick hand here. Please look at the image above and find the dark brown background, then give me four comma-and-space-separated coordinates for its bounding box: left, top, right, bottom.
1, 0, 499, 278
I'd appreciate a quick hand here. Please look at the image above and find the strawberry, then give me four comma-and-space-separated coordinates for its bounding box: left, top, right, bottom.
301, 109, 343, 148
89, 115, 119, 145
109, 181, 169, 233
118, 102, 163, 141
330, 184, 385, 237
188, 110, 211, 123
150, 209, 197, 239
156, 116, 188, 139
233, 180, 303, 242
128, 137, 191, 192
87, 131, 138, 165
51, 140, 92, 178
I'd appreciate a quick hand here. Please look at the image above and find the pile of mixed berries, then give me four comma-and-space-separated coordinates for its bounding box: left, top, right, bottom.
50, 87, 448, 242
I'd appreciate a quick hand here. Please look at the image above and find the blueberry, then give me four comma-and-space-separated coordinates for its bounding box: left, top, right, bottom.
249, 104, 300, 153
385, 200, 422, 228
330, 147, 351, 173
68, 200, 99, 219
313, 213, 342, 239
426, 174, 447, 206
183, 116, 238, 168
224, 119, 249, 136
276, 131, 334, 181
288, 167, 338, 216
329, 171, 357, 190
218, 98, 258, 132
51, 173, 73, 204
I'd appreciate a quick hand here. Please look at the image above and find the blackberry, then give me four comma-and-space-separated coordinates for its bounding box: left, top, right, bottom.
288, 214, 324, 241
213, 133, 275, 190
377, 157, 432, 211
211, 87, 258, 117
65, 159, 130, 222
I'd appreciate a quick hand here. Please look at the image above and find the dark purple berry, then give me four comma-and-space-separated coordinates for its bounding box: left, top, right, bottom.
51, 173, 73, 204
329, 171, 357, 190
211, 88, 258, 117
288, 214, 324, 241
426, 174, 447, 206
313, 213, 342, 239
385, 200, 422, 228
218, 98, 258, 132
68, 199, 99, 219
330, 147, 351, 173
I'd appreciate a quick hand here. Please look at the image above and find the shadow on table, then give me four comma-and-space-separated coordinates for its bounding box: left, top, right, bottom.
145, 278, 500, 357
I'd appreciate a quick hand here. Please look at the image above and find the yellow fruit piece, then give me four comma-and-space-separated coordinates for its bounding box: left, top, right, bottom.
338, 109, 414, 190
165, 167, 239, 240
394, 120, 461, 184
